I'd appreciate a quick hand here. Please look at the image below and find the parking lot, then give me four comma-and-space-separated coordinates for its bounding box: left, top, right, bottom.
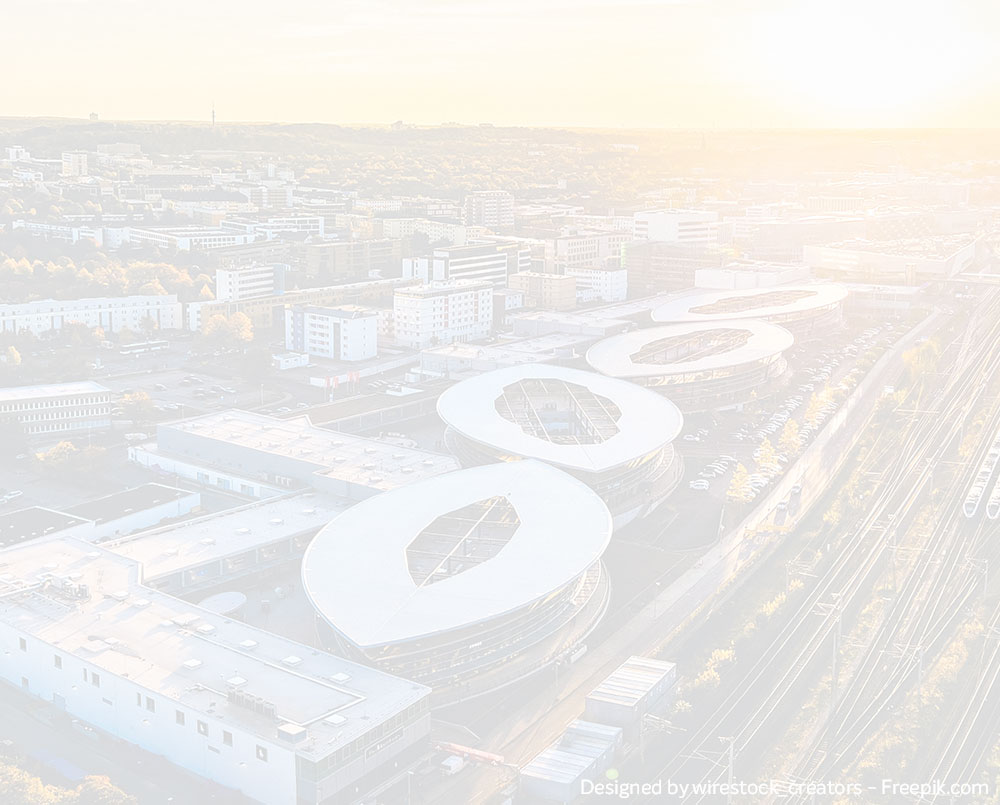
671, 319, 910, 514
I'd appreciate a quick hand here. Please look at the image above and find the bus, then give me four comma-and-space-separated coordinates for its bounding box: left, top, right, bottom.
119, 339, 169, 356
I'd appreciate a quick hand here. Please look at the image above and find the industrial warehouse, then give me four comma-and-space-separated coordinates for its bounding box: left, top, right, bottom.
584, 320, 795, 411
436, 364, 684, 528
0, 538, 432, 805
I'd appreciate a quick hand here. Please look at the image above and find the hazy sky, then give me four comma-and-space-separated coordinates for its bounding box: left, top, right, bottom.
2, 0, 998, 128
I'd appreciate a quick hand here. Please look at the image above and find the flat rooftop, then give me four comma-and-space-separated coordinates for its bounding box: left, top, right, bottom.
521, 720, 622, 785
587, 656, 676, 709
64, 483, 192, 525
109, 493, 346, 581
303, 461, 612, 647
159, 410, 458, 491
0, 381, 110, 402
0, 538, 429, 762
811, 235, 976, 259
422, 332, 599, 367
0, 507, 90, 547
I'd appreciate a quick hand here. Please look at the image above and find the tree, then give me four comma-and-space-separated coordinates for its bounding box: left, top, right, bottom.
755, 436, 778, 470
139, 316, 159, 338
202, 313, 232, 345
4, 346, 21, 367
69, 775, 137, 805
727, 463, 753, 503
121, 391, 154, 425
229, 312, 254, 344
778, 419, 801, 456
903, 339, 940, 385
204, 312, 253, 349
804, 391, 829, 429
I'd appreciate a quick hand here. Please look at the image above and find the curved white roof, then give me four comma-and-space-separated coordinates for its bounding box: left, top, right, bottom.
436, 364, 683, 472
585, 321, 794, 380
651, 284, 848, 324
301, 461, 612, 647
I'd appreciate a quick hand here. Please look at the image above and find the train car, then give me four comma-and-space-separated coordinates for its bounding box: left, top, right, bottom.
965, 427, 1000, 518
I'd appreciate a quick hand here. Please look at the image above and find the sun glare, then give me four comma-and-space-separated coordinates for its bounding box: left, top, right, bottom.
757, 0, 983, 125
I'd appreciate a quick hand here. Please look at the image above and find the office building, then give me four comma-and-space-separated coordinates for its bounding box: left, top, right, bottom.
508, 272, 578, 311
0, 537, 431, 805
652, 284, 848, 339
586, 321, 793, 412
0, 295, 182, 336
0, 382, 112, 437
633, 209, 718, 244
133, 410, 458, 500
550, 231, 631, 274
802, 237, 977, 284
215, 264, 286, 303
303, 461, 612, 704
292, 239, 405, 282
438, 364, 684, 528
566, 266, 628, 303
463, 190, 514, 231
285, 305, 378, 362
393, 281, 494, 349
125, 227, 252, 252
624, 241, 729, 296
61, 151, 88, 177
403, 242, 529, 288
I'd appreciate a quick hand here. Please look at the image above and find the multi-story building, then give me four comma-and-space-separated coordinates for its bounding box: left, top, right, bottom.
463, 190, 514, 231
508, 271, 578, 311
192, 278, 418, 332
403, 242, 529, 288
633, 209, 719, 244
292, 239, 404, 282
61, 151, 88, 177
125, 227, 252, 252
220, 215, 325, 239
0, 295, 182, 337
803, 237, 977, 284
0, 381, 112, 437
377, 217, 467, 246
566, 266, 628, 303
393, 280, 493, 349
285, 305, 378, 361
0, 537, 432, 805
624, 241, 728, 296
550, 230, 631, 274
215, 264, 286, 303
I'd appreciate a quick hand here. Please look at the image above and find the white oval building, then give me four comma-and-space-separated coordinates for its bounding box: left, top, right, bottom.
651, 284, 848, 338
437, 364, 684, 528
302, 461, 613, 704
585, 321, 794, 412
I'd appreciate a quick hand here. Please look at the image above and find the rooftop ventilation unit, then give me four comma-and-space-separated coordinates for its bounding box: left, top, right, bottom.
182, 659, 203, 670
281, 655, 302, 667
277, 723, 308, 744
239, 639, 258, 650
